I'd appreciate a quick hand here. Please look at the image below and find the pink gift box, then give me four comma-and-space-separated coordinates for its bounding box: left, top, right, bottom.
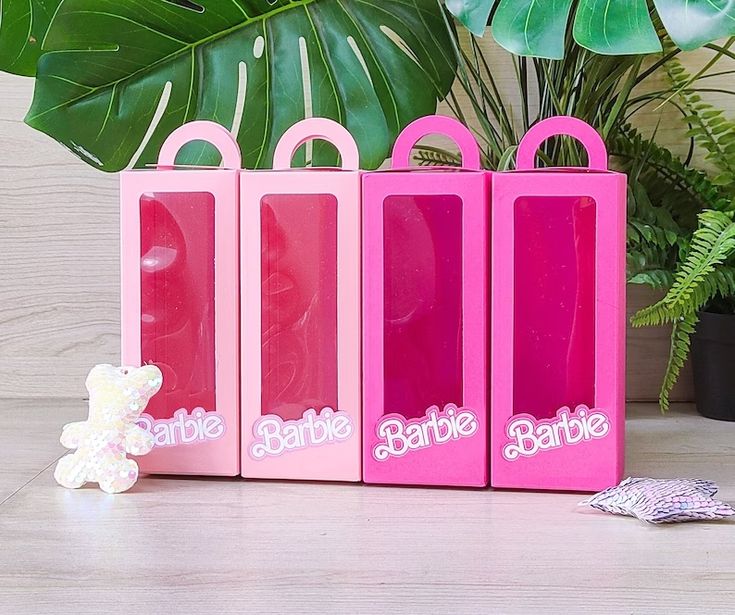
240, 118, 362, 482
120, 122, 241, 476
490, 116, 626, 492
362, 116, 489, 487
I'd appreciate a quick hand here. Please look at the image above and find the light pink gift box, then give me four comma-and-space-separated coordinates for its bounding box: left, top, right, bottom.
362, 115, 489, 487
240, 118, 361, 482
121, 122, 240, 476
490, 116, 626, 492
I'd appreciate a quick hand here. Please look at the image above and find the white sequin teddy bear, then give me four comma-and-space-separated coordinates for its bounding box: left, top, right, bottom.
54, 364, 163, 494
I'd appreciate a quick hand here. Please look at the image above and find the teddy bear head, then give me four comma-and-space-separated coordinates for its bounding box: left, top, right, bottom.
85, 364, 163, 424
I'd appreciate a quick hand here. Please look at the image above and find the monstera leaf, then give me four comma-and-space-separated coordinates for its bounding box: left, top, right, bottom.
573, 0, 661, 56
444, 0, 496, 36
447, 0, 735, 59
492, 1, 575, 59
0, 0, 62, 76
22, 0, 456, 171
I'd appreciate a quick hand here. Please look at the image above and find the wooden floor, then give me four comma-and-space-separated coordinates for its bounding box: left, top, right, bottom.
0, 400, 733, 614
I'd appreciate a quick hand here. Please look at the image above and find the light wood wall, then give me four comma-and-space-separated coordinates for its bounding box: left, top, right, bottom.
1, 36, 730, 400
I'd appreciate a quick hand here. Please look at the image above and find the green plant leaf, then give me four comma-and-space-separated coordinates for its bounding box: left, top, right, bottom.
612, 124, 732, 235
450, 0, 735, 57
573, 0, 662, 55
658, 311, 697, 411
491, 0, 574, 59
629, 269, 675, 288
413, 144, 463, 166
666, 55, 735, 188
445, 0, 496, 36
24, 0, 456, 171
632, 210, 735, 326
654, 0, 735, 51
0, 0, 62, 76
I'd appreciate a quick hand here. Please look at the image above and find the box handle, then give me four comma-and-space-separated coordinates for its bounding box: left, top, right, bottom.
158, 121, 242, 169
516, 116, 608, 171
272, 118, 360, 170
391, 115, 481, 170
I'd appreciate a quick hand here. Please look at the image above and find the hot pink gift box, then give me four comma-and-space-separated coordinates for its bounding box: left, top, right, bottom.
362, 116, 489, 487
121, 122, 241, 476
490, 116, 626, 492
240, 118, 362, 482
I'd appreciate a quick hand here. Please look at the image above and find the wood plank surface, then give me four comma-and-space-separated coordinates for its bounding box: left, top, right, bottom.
0, 399, 733, 614
0, 399, 78, 504
1, 38, 732, 400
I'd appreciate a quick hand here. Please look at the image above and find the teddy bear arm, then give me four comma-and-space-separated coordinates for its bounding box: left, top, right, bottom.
59, 422, 88, 449
124, 424, 155, 456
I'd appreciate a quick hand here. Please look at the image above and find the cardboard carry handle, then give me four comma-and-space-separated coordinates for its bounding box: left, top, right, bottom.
272, 118, 360, 170
158, 121, 242, 170
516, 116, 608, 171
391, 115, 482, 170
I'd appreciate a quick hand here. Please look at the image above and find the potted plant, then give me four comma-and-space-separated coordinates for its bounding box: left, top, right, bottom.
622, 46, 735, 419
630, 133, 735, 420
630, 201, 735, 421
435, 3, 735, 418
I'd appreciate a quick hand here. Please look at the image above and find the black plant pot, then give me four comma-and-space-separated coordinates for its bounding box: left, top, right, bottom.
691, 311, 735, 421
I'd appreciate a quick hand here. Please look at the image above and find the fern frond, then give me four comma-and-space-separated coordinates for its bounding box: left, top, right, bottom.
632, 297, 674, 327
632, 211, 735, 326
412, 146, 462, 167
612, 125, 731, 223
662, 210, 735, 311
659, 312, 698, 412
666, 57, 735, 188
627, 229, 678, 284
626, 178, 683, 282
632, 266, 735, 325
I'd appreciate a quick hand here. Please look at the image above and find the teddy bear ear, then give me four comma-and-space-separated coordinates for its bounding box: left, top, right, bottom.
85, 364, 116, 387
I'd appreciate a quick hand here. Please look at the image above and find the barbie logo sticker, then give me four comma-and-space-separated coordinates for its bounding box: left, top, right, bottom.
372, 404, 479, 461
249, 408, 354, 459
502, 405, 611, 461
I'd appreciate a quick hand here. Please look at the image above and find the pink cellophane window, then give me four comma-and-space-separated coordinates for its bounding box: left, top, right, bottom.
260, 194, 339, 421
513, 195, 596, 419
383, 195, 464, 419
140, 192, 216, 420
